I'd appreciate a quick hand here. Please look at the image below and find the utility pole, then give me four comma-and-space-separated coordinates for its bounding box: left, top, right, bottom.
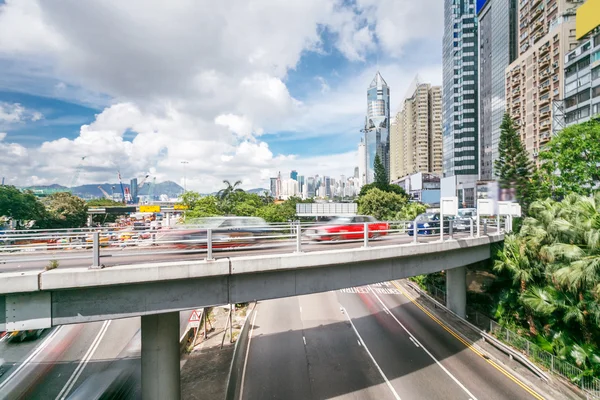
181, 161, 189, 192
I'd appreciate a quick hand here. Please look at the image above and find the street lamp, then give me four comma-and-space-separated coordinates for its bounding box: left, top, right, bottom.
181, 161, 189, 192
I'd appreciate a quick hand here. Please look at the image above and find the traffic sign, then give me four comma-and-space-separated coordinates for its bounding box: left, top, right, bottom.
174, 204, 188, 210
189, 309, 202, 328
140, 205, 161, 213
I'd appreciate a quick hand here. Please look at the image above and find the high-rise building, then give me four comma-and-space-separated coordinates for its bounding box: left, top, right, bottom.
290, 170, 298, 181
358, 139, 367, 186
443, 0, 479, 178
563, 0, 600, 127
390, 79, 443, 181
353, 166, 359, 179
478, 0, 518, 181
269, 177, 277, 197
505, 0, 582, 160
363, 72, 390, 182
307, 177, 316, 198
130, 178, 138, 204
297, 175, 305, 194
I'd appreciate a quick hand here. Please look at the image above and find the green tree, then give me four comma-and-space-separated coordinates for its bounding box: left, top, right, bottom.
41, 192, 88, 228
217, 180, 244, 201
538, 117, 600, 198
374, 154, 388, 188
494, 113, 535, 212
394, 202, 427, 221
357, 188, 408, 220
186, 195, 222, 218
0, 186, 47, 225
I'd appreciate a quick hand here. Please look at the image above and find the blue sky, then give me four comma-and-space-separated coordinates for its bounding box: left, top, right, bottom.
0, 0, 443, 191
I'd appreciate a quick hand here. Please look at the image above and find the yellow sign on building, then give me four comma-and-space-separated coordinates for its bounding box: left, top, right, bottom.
577, 0, 600, 40
140, 205, 161, 213
173, 204, 188, 210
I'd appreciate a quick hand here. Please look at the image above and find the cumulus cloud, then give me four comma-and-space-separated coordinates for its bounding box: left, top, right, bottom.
0, 0, 442, 192
0, 102, 44, 123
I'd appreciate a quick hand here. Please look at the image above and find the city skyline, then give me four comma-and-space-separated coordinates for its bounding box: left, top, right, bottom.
0, 1, 443, 193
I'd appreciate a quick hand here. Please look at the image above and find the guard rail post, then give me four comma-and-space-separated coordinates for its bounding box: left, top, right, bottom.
363, 222, 369, 248
413, 218, 418, 244
484, 219, 488, 235
91, 231, 100, 268
449, 220, 453, 239
497, 214, 501, 234
295, 221, 302, 253
469, 217, 474, 237
206, 229, 213, 261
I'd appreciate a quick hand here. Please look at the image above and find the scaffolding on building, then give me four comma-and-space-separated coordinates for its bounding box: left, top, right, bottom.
552, 99, 565, 136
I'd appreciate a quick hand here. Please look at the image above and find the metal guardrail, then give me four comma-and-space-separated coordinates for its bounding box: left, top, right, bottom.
422, 283, 600, 399
0, 218, 504, 268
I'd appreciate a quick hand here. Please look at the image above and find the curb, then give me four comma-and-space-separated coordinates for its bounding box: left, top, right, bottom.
403, 280, 551, 382
225, 302, 257, 400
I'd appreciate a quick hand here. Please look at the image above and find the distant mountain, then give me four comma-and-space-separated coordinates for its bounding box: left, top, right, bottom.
23, 181, 184, 199
247, 188, 269, 194
22, 182, 264, 199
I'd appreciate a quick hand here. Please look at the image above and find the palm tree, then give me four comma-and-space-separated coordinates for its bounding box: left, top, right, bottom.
217, 180, 244, 201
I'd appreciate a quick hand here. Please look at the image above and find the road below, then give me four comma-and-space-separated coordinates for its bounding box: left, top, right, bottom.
0, 317, 141, 399
0, 233, 451, 273
241, 282, 545, 400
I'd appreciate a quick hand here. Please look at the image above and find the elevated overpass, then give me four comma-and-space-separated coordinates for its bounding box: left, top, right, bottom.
0, 229, 503, 399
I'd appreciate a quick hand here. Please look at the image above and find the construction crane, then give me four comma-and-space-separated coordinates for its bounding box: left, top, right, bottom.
138, 174, 150, 189
70, 156, 87, 189
117, 169, 127, 204
148, 177, 157, 202
97, 186, 112, 200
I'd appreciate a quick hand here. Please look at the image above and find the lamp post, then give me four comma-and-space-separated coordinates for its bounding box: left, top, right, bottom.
181, 161, 189, 193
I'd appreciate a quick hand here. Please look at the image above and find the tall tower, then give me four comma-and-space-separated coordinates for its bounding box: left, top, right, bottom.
364, 72, 390, 183
358, 139, 367, 187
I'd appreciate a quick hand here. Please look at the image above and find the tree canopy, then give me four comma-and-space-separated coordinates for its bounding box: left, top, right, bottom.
357, 188, 409, 220
40, 192, 88, 229
538, 117, 600, 198
0, 186, 47, 225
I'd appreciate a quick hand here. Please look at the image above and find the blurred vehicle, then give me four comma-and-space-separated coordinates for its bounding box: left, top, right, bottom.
168, 216, 275, 248
407, 212, 441, 236
306, 215, 389, 242
6, 329, 45, 342
66, 366, 136, 400
453, 208, 477, 231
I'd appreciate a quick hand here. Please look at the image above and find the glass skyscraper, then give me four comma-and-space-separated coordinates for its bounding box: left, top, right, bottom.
364, 72, 390, 182
443, 0, 479, 178
478, 0, 517, 181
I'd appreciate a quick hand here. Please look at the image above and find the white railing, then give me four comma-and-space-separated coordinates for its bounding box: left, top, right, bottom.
0, 217, 506, 269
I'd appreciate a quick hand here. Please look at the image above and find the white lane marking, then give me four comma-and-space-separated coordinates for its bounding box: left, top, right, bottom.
0, 326, 64, 390
367, 285, 478, 400
299, 306, 302, 313
303, 336, 306, 346
357, 340, 362, 347
239, 308, 258, 400
409, 337, 420, 348
340, 306, 402, 400
56, 320, 112, 399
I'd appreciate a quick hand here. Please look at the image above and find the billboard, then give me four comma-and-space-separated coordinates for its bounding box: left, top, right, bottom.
576, 0, 600, 40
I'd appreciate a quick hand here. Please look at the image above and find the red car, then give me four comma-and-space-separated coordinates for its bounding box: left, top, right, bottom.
307, 215, 389, 242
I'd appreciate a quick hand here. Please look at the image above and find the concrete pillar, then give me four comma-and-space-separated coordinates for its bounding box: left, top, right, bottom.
141, 312, 180, 400
446, 266, 466, 318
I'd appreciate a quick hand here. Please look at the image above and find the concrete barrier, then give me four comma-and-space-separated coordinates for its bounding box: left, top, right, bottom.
225, 302, 257, 400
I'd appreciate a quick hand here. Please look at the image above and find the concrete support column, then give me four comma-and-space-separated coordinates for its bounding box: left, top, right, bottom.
446, 266, 466, 318
141, 312, 180, 400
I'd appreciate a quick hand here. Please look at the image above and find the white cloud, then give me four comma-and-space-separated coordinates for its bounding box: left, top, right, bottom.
0, 102, 44, 124
0, 0, 443, 192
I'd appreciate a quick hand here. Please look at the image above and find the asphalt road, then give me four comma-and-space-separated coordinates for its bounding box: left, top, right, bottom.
0, 232, 458, 273
0, 318, 141, 399
241, 283, 544, 400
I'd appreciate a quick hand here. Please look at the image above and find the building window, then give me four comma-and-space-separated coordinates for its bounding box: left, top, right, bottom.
593, 85, 600, 98
593, 50, 600, 63
565, 95, 577, 108
593, 66, 600, 81
578, 89, 591, 103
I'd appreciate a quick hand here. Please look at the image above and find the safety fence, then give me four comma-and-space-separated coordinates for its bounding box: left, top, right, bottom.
422, 283, 600, 398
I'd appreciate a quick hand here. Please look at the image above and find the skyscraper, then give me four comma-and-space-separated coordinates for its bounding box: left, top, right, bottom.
307, 177, 316, 198
358, 139, 367, 186
290, 170, 298, 181
505, 0, 582, 160
478, 0, 518, 181
442, 0, 479, 206
390, 79, 442, 181
270, 177, 277, 197
363, 72, 390, 183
